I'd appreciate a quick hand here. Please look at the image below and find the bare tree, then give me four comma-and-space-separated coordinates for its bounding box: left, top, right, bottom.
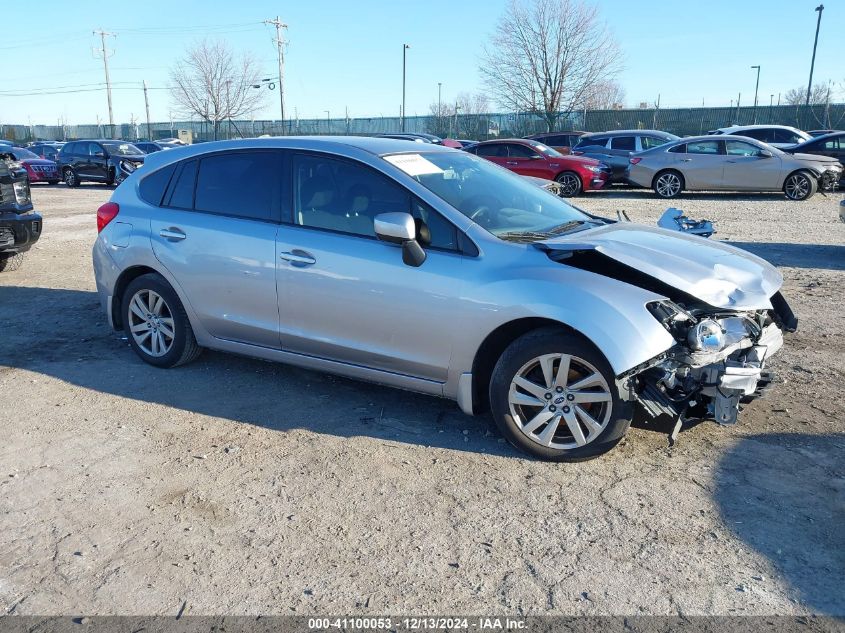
428, 92, 491, 139
480, 0, 621, 132
170, 39, 265, 140
583, 80, 626, 110
782, 83, 830, 106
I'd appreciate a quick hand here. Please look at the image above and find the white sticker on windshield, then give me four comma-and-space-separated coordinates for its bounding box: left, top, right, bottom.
384, 153, 444, 176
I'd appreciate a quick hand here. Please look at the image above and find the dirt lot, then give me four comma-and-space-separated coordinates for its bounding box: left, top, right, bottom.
1, 183, 843, 616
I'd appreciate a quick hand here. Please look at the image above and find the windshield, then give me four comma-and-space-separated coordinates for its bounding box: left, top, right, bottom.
383, 151, 594, 240
102, 142, 143, 156
12, 148, 39, 160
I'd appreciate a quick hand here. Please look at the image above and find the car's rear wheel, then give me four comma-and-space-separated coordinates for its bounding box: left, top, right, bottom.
653, 170, 684, 198
122, 273, 203, 368
783, 171, 817, 201
63, 168, 79, 187
489, 328, 631, 461
0, 253, 24, 273
555, 171, 583, 197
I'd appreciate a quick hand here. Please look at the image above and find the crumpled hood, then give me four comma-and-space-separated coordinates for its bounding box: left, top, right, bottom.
535, 223, 783, 310
791, 152, 841, 167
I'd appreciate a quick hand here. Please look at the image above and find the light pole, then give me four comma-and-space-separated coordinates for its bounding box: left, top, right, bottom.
751, 65, 761, 123
769, 94, 774, 123
402, 44, 410, 132
438, 82, 442, 135
324, 110, 330, 135
806, 4, 824, 105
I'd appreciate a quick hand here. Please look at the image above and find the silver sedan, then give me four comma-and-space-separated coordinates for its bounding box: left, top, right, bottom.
627, 135, 842, 200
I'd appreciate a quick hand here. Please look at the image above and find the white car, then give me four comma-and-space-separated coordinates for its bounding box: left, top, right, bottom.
707, 125, 812, 149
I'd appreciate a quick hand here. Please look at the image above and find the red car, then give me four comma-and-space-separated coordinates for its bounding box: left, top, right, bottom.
7, 147, 60, 184
465, 138, 610, 196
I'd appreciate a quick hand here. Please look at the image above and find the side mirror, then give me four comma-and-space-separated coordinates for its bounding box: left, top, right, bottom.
758, 149, 773, 158
94, 151, 106, 158
374, 212, 426, 267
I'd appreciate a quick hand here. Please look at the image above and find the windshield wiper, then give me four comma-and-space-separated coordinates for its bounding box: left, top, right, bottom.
496, 230, 554, 243
547, 220, 593, 235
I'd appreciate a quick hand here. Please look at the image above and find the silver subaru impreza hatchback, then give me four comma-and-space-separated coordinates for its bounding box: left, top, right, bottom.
93, 137, 796, 461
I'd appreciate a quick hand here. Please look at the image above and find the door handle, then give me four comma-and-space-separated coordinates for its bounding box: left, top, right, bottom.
506, 161, 518, 165
681, 158, 692, 162
159, 228, 186, 241
280, 249, 316, 266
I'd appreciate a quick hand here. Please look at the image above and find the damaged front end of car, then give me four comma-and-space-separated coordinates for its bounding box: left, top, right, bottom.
630, 295, 795, 439
534, 223, 797, 442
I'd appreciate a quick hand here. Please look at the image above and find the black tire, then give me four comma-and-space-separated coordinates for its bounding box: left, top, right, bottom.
63, 167, 80, 188
121, 273, 203, 368
0, 253, 24, 272
555, 171, 583, 197
783, 171, 817, 201
653, 169, 684, 198
489, 327, 631, 461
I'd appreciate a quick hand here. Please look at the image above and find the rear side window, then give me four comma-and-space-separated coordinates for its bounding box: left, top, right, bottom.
194, 152, 280, 221
739, 129, 767, 141
611, 136, 635, 151
138, 164, 177, 206
165, 159, 198, 209
668, 144, 687, 153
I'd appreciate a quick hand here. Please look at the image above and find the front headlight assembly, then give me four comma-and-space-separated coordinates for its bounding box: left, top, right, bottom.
687, 319, 724, 352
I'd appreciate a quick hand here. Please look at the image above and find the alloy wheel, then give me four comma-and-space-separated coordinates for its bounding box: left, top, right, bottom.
127, 289, 175, 357
784, 174, 809, 200
557, 173, 581, 196
64, 170, 76, 186
655, 172, 682, 197
507, 353, 612, 450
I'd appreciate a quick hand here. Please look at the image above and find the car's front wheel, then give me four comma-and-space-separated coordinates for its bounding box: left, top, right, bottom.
489, 328, 631, 461
653, 170, 684, 198
783, 171, 817, 201
555, 171, 583, 197
121, 273, 203, 368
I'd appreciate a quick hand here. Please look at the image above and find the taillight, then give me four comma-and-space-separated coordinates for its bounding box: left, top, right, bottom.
97, 202, 119, 233
629, 157, 642, 165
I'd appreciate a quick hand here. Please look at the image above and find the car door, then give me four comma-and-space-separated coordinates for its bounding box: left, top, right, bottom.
676, 140, 726, 189
89, 142, 109, 181
148, 151, 283, 348
275, 152, 466, 382
722, 140, 782, 190
504, 143, 550, 178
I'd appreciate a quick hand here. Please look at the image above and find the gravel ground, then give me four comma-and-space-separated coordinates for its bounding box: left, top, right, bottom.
1, 183, 843, 616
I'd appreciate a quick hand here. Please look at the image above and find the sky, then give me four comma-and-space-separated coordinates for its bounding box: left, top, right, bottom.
1, 0, 842, 126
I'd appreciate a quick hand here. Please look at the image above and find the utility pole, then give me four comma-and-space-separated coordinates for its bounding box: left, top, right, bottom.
735, 93, 741, 123
751, 65, 761, 124
402, 44, 410, 132
806, 4, 824, 105
93, 28, 116, 138
438, 82, 442, 134
264, 16, 288, 133
142, 80, 152, 140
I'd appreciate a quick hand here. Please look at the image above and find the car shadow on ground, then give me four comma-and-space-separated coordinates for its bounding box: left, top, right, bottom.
0, 286, 673, 459
714, 433, 845, 615
727, 241, 845, 271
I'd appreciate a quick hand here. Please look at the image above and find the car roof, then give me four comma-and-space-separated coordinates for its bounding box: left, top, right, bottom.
139, 136, 456, 170
717, 124, 803, 132
581, 129, 672, 137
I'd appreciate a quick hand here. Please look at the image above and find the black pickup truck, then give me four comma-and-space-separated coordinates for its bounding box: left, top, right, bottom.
1, 149, 41, 272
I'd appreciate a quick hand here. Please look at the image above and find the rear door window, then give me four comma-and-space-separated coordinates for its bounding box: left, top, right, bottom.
641, 136, 669, 150
139, 164, 177, 206
610, 136, 636, 151
194, 151, 280, 221
507, 144, 538, 158
476, 143, 507, 157
686, 141, 722, 154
